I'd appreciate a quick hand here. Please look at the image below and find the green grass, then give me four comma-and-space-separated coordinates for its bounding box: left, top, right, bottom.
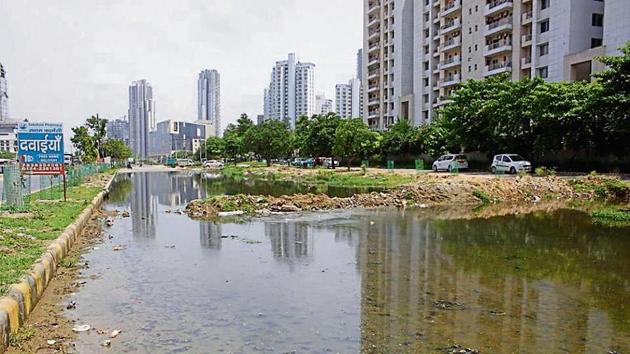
592, 207, 630, 227
569, 177, 630, 201
0, 181, 104, 295
9, 325, 35, 348
472, 189, 491, 204
293, 169, 414, 188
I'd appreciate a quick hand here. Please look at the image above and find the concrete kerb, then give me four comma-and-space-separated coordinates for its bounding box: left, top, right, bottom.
0, 172, 117, 352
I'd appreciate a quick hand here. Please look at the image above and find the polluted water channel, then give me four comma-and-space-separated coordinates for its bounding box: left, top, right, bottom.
61, 172, 630, 353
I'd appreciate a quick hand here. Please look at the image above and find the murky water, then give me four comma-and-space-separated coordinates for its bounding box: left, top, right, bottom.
67, 172, 630, 353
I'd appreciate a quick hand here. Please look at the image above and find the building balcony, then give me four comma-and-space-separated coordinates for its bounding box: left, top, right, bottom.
368, 41, 380, 53
440, 19, 461, 35
521, 34, 532, 47
521, 56, 532, 69
367, 56, 380, 67
440, 74, 461, 87
522, 11, 532, 24
368, 84, 380, 93
367, 2, 380, 16
368, 110, 380, 119
441, 36, 461, 51
368, 98, 381, 106
441, 2, 461, 17
367, 69, 380, 80
439, 56, 461, 70
368, 28, 380, 40
484, 0, 513, 16
367, 16, 380, 29
484, 61, 512, 76
484, 41, 512, 56
485, 17, 513, 36
433, 48, 440, 57
433, 0, 440, 8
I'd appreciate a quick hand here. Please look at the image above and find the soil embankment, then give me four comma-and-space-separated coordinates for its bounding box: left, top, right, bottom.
186, 172, 629, 219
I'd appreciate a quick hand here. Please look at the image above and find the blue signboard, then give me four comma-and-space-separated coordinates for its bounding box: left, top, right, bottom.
17, 122, 64, 164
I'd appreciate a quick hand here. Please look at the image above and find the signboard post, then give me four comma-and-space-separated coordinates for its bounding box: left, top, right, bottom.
17, 122, 66, 201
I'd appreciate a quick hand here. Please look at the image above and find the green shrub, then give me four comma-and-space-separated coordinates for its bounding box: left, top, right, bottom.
535, 166, 556, 176
472, 189, 491, 204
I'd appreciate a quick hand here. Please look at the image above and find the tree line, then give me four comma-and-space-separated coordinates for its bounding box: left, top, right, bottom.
204, 42, 629, 171
71, 115, 132, 162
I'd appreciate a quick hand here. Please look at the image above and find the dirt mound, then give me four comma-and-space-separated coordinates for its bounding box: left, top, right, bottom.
185, 175, 590, 219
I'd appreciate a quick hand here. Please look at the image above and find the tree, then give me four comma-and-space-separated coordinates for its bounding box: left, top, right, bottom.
235, 113, 254, 137
593, 41, 630, 156
86, 114, 108, 159
243, 119, 293, 166
203, 136, 225, 158
380, 119, 419, 158
301, 113, 341, 160
0, 150, 15, 160
70, 126, 97, 162
333, 118, 380, 170
103, 139, 132, 161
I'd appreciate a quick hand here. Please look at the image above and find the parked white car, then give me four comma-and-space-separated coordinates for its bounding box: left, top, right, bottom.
203, 159, 225, 169
432, 154, 468, 172
176, 158, 194, 167
491, 154, 532, 174
323, 158, 340, 168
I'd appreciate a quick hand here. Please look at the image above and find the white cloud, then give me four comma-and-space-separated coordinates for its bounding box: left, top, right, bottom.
0, 0, 362, 137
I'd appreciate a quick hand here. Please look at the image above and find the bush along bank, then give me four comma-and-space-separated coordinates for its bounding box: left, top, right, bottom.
186, 174, 630, 219
0, 171, 115, 352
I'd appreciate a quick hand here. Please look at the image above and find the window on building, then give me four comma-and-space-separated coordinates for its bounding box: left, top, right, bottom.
537, 66, 548, 78
591, 38, 603, 48
540, 20, 550, 33
592, 13, 603, 27
474, 44, 478, 51
538, 43, 549, 56
424, 61, 429, 70
541, 0, 549, 10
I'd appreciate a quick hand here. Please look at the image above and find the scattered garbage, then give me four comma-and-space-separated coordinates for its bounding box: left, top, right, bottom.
101, 339, 112, 347
533, 195, 542, 203
47, 339, 57, 345
440, 345, 479, 354
433, 300, 466, 311
121, 211, 130, 218
217, 210, 245, 217
106, 218, 114, 227
112, 245, 126, 251
72, 324, 91, 332
66, 300, 77, 310
110, 329, 122, 338
488, 309, 506, 316
164, 245, 176, 249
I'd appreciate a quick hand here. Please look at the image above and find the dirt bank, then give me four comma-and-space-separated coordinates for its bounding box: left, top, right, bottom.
6, 212, 107, 354
186, 174, 628, 219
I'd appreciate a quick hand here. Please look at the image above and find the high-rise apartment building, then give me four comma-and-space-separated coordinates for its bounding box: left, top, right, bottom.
0, 63, 8, 121
106, 117, 130, 145
263, 53, 316, 128
197, 69, 221, 137
315, 93, 334, 114
357, 49, 364, 80
363, 0, 629, 129
336, 78, 364, 119
128, 80, 155, 159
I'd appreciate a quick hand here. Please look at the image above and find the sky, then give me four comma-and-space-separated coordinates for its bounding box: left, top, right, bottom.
0, 0, 362, 136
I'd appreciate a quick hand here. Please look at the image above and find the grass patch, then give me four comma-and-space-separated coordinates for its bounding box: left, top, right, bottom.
592, 207, 630, 227
9, 325, 35, 348
569, 177, 630, 201
534, 166, 556, 176
296, 169, 414, 188
0, 177, 107, 295
472, 189, 491, 204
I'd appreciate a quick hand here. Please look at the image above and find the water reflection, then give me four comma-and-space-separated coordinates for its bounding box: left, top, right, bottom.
72, 172, 630, 353
199, 222, 223, 250
266, 221, 313, 263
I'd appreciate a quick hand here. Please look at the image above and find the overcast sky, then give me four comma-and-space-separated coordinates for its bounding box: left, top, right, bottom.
0, 0, 362, 135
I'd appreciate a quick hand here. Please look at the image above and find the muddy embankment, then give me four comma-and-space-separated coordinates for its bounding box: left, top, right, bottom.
186, 174, 628, 219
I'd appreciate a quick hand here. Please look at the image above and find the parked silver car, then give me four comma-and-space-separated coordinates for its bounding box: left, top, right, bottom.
432, 154, 468, 172
491, 154, 532, 174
